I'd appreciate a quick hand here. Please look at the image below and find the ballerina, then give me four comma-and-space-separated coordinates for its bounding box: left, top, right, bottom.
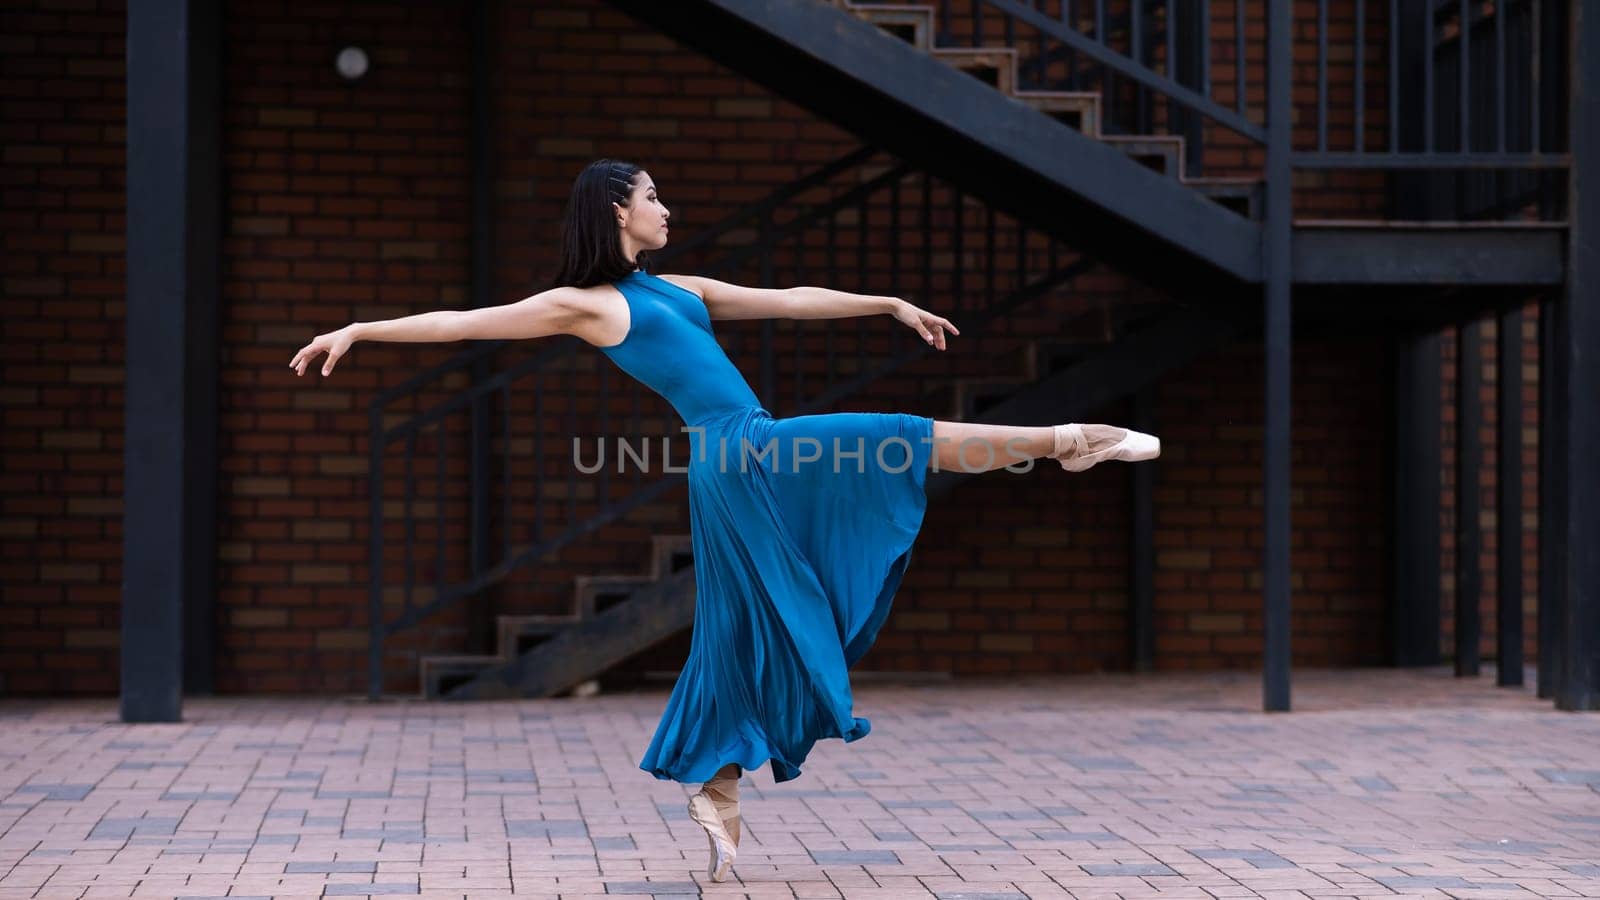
289, 158, 1158, 883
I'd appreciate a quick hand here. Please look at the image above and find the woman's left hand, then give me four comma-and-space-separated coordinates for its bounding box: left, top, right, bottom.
890, 299, 959, 350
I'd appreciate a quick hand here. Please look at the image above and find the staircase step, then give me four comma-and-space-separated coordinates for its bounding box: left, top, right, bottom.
446, 565, 700, 701
419, 654, 510, 700
650, 533, 695, 578
960, 377, 1027, 419
574, 573, 655, 618
846, 3, 934, 50
1101, 135, 1186, 179
925, 375, 1028, 421
1186, 176, 1263, 220
1027, 338, 1114, 378
1013, 90, 1101, 137
495, 613, 581, 662
930, 47, 1018, 95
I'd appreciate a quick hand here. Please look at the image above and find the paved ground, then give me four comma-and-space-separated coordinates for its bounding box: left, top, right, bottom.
1, 667, 1597, 899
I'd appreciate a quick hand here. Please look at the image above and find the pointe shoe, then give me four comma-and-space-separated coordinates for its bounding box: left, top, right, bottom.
687, 791, 737, 882
1051, 423, 1160, 472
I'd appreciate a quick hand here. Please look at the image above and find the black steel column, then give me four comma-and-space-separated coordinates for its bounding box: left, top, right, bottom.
1557, 0, 1598, 710
1130, 388, 1155, 672
466, 0, 497, 656
1496, 309, 1523, 687
1262, 0, 1293, 712
1390, 332, 1442, 666
1454, 322, 1482, 677
1537, 295, 1565, 699
123, 0, 221, 720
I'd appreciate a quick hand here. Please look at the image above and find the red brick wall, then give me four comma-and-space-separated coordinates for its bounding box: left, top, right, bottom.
0, 0, 1545, 696
216, 1, 476, 693
1, 0, 127, 694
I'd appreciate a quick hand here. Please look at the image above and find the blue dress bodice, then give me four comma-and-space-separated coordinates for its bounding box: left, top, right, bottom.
598, 270, 764, 426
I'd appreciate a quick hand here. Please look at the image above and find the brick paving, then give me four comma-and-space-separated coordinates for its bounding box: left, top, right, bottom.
1, 667, 1597, 899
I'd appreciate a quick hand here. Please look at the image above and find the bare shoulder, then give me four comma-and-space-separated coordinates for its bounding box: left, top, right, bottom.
556, 282, 630, 348
655, 273, 706, 301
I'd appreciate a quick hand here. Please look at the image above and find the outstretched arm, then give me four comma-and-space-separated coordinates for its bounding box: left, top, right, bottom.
663, 274, 959, 349
665, 273, 887, 320
289, 287, 588, 377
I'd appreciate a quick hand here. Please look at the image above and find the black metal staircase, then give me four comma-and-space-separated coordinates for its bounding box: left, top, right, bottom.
605, 0, 1567, 300
367, 0, 1581, 707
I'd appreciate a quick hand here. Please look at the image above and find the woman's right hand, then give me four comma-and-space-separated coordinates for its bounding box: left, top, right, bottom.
289, 325, 358, 377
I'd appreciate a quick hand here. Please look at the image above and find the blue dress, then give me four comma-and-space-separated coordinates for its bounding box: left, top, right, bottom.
599, 270, 934, 785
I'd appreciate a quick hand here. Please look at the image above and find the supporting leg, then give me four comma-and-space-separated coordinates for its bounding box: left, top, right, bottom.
686, 762, 740, 881
701, 762, 741, 846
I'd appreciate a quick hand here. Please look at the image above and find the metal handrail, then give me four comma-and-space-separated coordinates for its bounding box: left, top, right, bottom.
913, 0, 1569, 178
984, 0, 1265, 141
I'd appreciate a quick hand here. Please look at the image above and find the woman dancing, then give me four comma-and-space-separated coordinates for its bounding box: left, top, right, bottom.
290, 158, 1158, 883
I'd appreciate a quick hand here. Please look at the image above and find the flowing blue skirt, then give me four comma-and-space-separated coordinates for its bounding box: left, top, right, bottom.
638, 405, 935, 784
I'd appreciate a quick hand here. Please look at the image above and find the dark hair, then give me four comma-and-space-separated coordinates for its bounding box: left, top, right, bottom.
552, 158, 650, 287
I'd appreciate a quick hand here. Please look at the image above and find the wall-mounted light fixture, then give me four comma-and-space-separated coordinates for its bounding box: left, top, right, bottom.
334, 46, 369, 81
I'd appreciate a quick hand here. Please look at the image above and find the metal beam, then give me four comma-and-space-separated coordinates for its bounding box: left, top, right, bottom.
1497, 308, 1524, 687
1130, 387, 1155, 672
1291, 152, 1570, 169
1556, 0, 1598, 710
467, 0, 497, 658
1537, 295, 1566, 699
1262, 0, 1293, 712
1390, 332, 1443, 666
1454, 320, 1483, 677
1291, 227, 1565, 286
123, 0, 221, 719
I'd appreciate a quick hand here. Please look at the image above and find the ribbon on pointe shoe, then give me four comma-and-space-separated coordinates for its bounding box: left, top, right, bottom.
701, 764, 741, 846
1052, 423, 1088, 468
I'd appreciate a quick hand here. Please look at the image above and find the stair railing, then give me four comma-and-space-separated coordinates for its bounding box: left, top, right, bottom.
881, 0, 1570, 216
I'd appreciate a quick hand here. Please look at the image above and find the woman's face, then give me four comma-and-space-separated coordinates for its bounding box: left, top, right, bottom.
614, 171, 670, 256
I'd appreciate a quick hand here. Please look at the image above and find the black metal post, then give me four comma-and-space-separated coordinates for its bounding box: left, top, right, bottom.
1131, 388, 1155, 671
123, 0, 221, 720
1236, 0, 1246, 118
760, 211, 775, 404
1316, 0, 1328, 152
1390, 332, 1443, 666
1177, 0, 1205, 173
369, 410, 385, 701
1536, 294, 1565, 700
1355, 0, 1365, 150
1454, 321, 1482, 677
1557, 0, 1598, 710
1263, 0, 1293, 712
1496, 309, 1523, 687
467, 0, 497, 657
